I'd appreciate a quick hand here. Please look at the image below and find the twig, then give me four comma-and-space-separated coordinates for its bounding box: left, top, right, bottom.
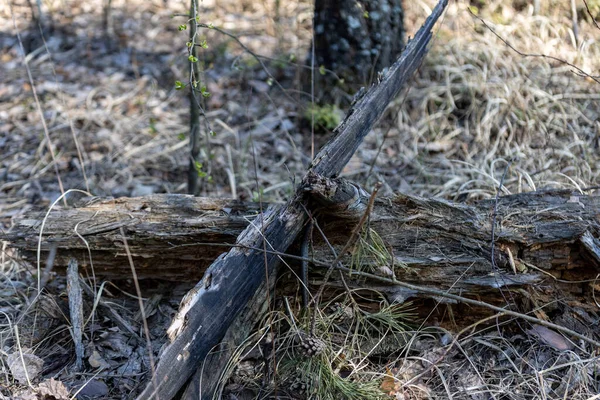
311, 182, 382, 306
197, 23, 300, 106
165, 234, 600, 348
366, 91, 408, 181
118, 225, 158, 398
10, 2, 67, 205
468, 9, 600, 83
570, 0, 579, 47
583, 0, 600, 30
330, 265, 600, 349
403, 313, 509, 387
303, 212, 359, 334
35, 189, 91, 302
79, 279, 141, 342
187, 242, 600, 349
67, 258, 84, 371
188, 0, 203, 195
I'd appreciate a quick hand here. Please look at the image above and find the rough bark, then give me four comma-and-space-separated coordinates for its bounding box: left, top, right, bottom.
8, 195, 259, 281
312, 0, 405, 100
180, 278, 272, 400
188, 0, 202, 196
8, 190, 600, 307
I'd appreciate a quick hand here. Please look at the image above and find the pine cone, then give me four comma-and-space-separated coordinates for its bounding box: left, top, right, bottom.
290, 379, 308, 394
296, 333, 326, 357
327, 302, 354, 323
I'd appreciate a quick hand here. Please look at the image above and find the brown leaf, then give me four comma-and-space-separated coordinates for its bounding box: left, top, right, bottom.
527, 324, 574, 351
88, 349, 111, 370
380, 367, 401, 395
36, 378, 70, 400
7, 348, 44, 384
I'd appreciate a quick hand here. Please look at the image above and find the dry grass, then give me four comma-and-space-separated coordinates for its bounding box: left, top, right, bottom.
359, 1, 600, 200
1, 0, 599, 398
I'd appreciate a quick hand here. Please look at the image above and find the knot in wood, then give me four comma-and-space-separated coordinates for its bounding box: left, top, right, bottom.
302, 171, 370, 219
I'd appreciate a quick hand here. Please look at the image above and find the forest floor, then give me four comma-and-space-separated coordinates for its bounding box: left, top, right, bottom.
1, 0, 599, 398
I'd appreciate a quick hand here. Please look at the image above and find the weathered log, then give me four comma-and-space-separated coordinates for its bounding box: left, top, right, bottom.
7, 190, 600, 306
8, 195, 259, 281
181, 278, 272, 400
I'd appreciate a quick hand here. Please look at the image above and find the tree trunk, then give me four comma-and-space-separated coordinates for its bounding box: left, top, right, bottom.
188, 0, 202, 195
312, 0, 405, 101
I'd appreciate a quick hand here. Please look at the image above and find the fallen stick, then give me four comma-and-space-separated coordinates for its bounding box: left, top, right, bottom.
136, 1, 448, 398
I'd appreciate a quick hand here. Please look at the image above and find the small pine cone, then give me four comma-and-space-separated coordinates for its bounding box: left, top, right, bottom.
290, 379, 308, 394
327, 302, 354, 323
297, 333, 326, 357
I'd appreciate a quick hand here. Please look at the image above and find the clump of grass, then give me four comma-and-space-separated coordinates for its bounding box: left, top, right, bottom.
278, 354, 386, 400
304, 103, 343, 131
223, 292, 414, 399
351, 226, 393, 274
357, 1, 600, 201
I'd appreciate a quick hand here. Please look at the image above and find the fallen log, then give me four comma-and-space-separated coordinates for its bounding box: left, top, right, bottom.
6, 186, 600, 395
7, 195, 258, 281
7, 189, 600, 309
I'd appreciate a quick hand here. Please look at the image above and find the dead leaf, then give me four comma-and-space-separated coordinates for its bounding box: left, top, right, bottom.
98, 331, 134, 358
11, 390, 37, 400
88, 350, 111, 370
36, 378, 70, 399
380, 367, 401, 395
7, 348, 44, 384
527, 324, 574, 351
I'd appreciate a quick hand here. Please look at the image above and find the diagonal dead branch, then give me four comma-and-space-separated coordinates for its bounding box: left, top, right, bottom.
135, 2, 448, 399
